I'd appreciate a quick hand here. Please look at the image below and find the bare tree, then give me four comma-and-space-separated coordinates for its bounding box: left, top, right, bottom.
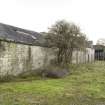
45, 20, 87, 65
96, 38, 105, 46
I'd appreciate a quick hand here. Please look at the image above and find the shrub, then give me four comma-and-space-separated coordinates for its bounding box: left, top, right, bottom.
41, 66, 70, 78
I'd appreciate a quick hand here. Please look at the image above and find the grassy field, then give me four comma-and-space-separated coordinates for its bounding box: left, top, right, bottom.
0, 61, 105, 105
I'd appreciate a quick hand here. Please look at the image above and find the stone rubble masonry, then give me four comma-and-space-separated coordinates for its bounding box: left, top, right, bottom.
0, 41, 95, 76
0, 41, 53, 76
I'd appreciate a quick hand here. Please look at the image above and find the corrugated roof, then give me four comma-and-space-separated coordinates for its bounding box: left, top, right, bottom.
0, 23, 47, 46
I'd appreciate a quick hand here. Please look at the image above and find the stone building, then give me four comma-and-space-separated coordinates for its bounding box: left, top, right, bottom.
0, 23, 53, 76
0, 23, 94, 76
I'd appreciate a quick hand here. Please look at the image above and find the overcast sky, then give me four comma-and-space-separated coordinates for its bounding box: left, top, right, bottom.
0, 0, 105, 44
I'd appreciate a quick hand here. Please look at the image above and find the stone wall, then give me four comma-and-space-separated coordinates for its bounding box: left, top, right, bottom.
0, 41, 95, 76
72, 48, 95, 64
0, 41, 54, 76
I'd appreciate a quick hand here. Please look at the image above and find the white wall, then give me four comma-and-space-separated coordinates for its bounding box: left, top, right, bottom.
72, 48, 95, 64
0, 41, 52, 76
0, 41, 95, 76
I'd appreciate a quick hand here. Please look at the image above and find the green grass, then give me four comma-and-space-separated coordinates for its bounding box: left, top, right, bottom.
0, 61, 105, 105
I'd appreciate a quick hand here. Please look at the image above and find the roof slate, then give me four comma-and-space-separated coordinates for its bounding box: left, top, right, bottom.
0, 23, 46, 46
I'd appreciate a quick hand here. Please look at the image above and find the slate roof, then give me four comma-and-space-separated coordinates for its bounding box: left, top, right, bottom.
0, 23, 47, 46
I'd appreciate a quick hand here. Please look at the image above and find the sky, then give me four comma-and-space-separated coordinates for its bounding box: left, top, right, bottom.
0, 0, 105, 44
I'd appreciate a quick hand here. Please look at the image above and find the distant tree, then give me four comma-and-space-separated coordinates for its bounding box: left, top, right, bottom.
96, 38, 105, 46
45, 20, 87, 65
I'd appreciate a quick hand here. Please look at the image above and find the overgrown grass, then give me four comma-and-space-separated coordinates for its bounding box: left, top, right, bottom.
0, 61, 105, 105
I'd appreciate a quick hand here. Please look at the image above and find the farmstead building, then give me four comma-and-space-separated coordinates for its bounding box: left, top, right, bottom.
0, 23, 94, 76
